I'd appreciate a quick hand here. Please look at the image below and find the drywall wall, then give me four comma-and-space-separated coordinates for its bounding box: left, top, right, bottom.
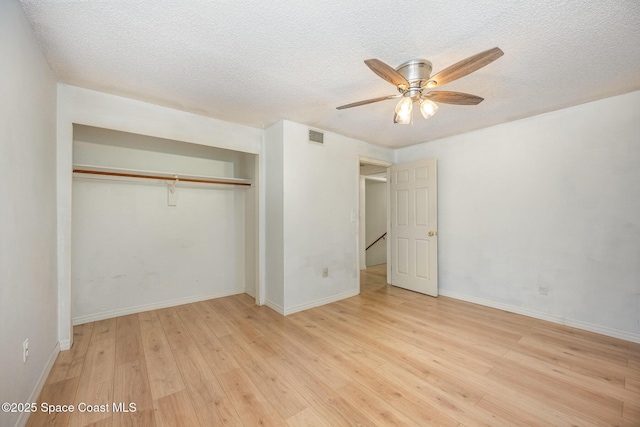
271, 121, 394, 313
72, 180, 246, 321
395, 90, 640, 341
365, 179, 387, 266
71, 127, 254, 323
264, 121, 285, 310
358, 176, 367, 270
57, 84, 263, 345
73, 124, 242, 175
238, 154, 259, 297
0, 2, 58, 427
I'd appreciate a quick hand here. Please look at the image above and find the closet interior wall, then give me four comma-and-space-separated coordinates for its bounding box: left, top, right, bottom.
71, 125, 257, 324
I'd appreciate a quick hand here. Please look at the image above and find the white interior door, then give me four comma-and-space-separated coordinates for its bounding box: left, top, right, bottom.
389, 157, 438, 296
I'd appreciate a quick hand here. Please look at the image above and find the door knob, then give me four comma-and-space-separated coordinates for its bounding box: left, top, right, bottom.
429, 231, 437, 237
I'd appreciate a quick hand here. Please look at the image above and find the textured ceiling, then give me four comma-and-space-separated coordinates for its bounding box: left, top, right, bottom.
20, 0, 640, 148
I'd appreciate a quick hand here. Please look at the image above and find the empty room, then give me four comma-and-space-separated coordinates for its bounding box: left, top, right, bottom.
1, 0, 639, 426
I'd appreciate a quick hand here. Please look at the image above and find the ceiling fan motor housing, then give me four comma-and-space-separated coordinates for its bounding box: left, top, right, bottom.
396, 59, 433, 98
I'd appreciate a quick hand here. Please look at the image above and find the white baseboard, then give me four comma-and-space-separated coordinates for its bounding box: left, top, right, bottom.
264, 299, 284, 315
16, 342, 60, 427
265, 289, 360, 316
59, 339, 71, 351
72, 288, 245, 325
283, 288, 360, 316
439, 289, 640, 344
561, 317, 640, 344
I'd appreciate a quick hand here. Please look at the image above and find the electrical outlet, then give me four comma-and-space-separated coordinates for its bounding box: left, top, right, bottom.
322, 267, 328, 278
538, 286, 549, 295
23, 338, 29, 363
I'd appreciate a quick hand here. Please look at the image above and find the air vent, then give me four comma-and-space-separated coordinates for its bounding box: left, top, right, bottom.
309, 129, 324, 144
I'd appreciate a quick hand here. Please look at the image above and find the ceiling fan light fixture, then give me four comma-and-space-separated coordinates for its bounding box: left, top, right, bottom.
419, 99, 439, 119
394, 96, 413, 124
393, 111, 411, 124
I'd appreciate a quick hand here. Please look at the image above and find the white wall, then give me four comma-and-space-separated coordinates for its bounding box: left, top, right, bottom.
264, 121, 285, 309
358, 176, 367, 270
0, 2, 59, 427
365, 179, 387, 266
238, 154, 259, 297
72, 180, 245, 322
396, 90, 640, 342
269, 121, 393, 314
57, 84, 263, 346
71, 127, 252, 323
73, 124, 241, 176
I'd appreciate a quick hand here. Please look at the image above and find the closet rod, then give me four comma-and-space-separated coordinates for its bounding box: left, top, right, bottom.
73, 168, 252, 186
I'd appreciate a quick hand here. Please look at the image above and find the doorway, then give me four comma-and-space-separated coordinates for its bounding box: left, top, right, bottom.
358, 156, 439, 296
358, 157, 392, 288
365, 175, 388, 267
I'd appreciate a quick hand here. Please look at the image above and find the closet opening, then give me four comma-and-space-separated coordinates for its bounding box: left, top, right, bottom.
70, 124, 259, 325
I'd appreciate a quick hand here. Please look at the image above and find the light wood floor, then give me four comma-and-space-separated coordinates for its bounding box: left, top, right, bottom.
29, 264, 640, 426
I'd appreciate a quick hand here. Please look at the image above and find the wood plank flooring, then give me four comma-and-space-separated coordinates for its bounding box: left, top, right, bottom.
28, 264, 640, 426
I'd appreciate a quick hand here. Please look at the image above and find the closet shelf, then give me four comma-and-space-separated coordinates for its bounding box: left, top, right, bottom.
72, 164, 252, 187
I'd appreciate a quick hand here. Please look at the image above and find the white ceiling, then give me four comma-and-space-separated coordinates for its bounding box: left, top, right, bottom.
20, 0, 640, 148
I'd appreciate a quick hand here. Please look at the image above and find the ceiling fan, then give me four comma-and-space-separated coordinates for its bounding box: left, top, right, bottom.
336, 47, 504, 124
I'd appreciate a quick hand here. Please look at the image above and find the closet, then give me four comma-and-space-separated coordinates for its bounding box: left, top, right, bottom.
71, 124, 258, 324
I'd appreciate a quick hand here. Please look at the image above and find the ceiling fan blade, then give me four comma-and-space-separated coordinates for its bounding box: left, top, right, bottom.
336, 94, 399, 110
364, 59, 410, 89
426, 47, 504, 88
425, 91, 484, 105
